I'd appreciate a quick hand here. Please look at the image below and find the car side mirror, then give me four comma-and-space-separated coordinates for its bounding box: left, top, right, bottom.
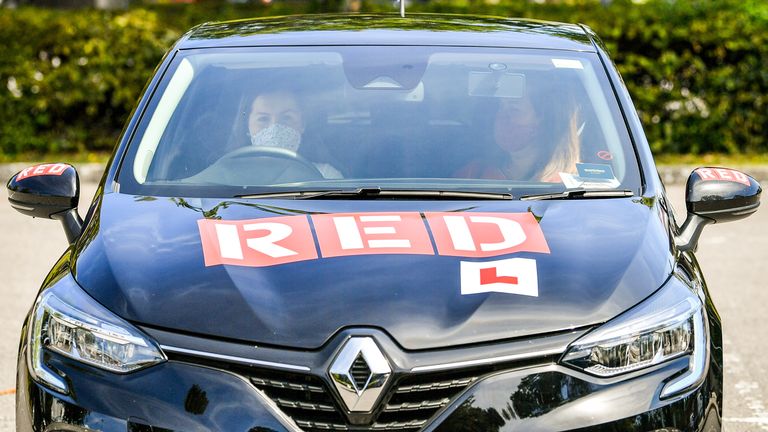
676, 167, 761, 252
6, 163, 83, 243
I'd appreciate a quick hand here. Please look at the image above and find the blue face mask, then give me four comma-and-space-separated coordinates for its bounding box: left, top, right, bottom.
249, 123, 302, 152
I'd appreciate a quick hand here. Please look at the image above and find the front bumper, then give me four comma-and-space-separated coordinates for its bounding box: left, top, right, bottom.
17, 347, 721, 432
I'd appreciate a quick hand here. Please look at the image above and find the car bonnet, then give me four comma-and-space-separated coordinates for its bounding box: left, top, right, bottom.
71, 193, 674, 350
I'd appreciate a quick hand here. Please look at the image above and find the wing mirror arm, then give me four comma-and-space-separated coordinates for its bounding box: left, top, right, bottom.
674, 214, 713, 252
51, 209, 83, 244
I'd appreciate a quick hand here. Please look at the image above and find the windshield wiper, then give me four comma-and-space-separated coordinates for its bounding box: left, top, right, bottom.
521, 189, 634, 201
237, 187, 513, 200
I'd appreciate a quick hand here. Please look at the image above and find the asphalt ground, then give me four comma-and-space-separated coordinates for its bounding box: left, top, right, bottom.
0, 182, 766, 431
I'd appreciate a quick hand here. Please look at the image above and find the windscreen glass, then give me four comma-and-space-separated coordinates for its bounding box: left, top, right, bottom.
120, 46, 641, 197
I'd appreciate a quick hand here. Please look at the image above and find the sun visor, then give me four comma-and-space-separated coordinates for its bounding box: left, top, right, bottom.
342, 46, 429, 91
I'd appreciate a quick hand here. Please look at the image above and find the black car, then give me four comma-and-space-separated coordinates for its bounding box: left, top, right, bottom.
7, 13, 762, 432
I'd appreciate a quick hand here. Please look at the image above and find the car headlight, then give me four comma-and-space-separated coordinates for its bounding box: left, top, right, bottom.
28, 274, 166, 393
561, 274, 708, 398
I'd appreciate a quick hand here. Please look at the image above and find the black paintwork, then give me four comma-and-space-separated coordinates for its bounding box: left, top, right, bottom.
181, 14, 595, 51
14, 243, 724, 431
15, 317, 723, 432
7, 164, 78, 219
432, 362, 721, 431
69, 193, 674, 350
7, 13, 743, 431
686, 167, 762, 221
16, 350, 291, 431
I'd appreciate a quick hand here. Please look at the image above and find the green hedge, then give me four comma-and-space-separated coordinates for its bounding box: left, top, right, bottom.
0, 8, 176, 154
0, 0, 766, 156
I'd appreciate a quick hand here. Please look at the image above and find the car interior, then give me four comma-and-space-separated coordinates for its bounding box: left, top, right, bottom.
140, 51, 628, 190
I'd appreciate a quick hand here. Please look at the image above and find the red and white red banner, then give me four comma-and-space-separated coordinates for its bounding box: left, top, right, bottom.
198, 211, 550, 268
15, 163, 70, 182
695, 168, 751, 186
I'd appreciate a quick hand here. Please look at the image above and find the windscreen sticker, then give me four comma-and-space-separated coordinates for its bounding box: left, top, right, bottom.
597, 150, 613, 161
15, 163, 70, 181
560, 170, 621, 190
695, 168, 750, 186
576, 163, 616, 180
551, 58, 584, 69
198, 212, 550, 268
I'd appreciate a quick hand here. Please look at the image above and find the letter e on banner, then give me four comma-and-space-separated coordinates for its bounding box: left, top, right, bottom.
461, 258, 538, 296
312, 212, 434, 258
426, 212, 549, 257
198, 216, 317, 267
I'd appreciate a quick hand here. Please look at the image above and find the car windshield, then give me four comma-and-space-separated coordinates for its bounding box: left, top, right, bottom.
119, 46, 641, 198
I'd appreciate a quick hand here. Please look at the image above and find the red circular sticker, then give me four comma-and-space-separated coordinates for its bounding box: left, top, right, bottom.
597, 151, 613, 161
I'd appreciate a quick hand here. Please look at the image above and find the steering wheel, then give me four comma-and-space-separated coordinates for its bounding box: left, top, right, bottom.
219, 146, 324, 179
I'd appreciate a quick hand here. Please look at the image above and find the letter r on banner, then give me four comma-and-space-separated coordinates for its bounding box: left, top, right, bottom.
198, 216, 317, 267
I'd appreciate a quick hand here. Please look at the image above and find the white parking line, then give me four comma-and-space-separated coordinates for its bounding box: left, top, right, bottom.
724, 417, 768, 425
732, 380, 768, 431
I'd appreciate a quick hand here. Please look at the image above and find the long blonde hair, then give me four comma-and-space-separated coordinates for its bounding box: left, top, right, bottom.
537, 106, 581, 181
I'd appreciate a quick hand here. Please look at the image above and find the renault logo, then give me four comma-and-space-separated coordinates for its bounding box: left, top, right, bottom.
329, 337, 392, 412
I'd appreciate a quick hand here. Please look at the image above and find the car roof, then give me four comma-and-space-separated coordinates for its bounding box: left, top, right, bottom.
180, 14, 595, 52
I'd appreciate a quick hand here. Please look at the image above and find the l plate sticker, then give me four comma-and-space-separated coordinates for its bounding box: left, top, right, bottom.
461, 258, 538, 296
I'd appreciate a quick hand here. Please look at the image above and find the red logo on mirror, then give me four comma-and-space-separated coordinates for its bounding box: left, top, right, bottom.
16, 163, 70, 181
695, 168, 750, 186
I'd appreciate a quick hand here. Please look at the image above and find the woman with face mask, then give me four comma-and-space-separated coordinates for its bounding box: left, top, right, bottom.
247, 90, 343, 179
455, 79, 581, 182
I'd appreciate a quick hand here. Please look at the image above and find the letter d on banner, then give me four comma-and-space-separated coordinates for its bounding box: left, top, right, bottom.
426, 212, 550, 258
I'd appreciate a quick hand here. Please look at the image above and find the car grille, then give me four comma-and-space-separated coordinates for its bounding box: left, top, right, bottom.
248, 368, 482, 431
162, 338, 561, 431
